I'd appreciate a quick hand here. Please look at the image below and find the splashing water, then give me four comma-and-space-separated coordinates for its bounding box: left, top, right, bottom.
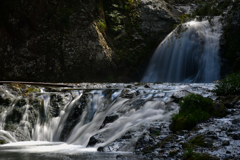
142, 17, 222, 83
0, 83, 216, 158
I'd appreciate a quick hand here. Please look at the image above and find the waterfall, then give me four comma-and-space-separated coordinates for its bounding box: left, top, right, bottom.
0, 83, 216, 154
141, 17, 222, 83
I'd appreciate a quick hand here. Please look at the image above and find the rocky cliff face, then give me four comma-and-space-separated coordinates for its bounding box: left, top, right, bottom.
0, 0, 179, 82
0, 0, 115, 82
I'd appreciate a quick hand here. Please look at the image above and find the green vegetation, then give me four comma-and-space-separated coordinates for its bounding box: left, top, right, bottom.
214, 72, 240, 96
183, 148, 219, 160
24, 87, 40, 96
171, 93, 227, 132
187, 135, 213, 148
171, 94, 214, 132
96, 19, 107, 32
95, 0, 153, 72
140, 134, 176, 153
0, 140, 6, 145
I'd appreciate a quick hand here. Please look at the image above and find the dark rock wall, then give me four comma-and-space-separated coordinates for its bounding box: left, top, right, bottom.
0, 0, 179, 82
0, 0, 115, 82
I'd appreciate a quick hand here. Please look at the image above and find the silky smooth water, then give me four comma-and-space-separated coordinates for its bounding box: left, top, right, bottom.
142, 17, 222, 83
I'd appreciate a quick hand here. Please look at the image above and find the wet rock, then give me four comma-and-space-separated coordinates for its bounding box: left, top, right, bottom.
217, 96, 240, 108
116, 155, 127, 160
232, 118, 240, 124
98, 142, 125, 152
30, 98, 42, 109
100, 114, 119, 129
0, 95, 12, 106
211, 102, 227, 117
144, 84, 150, 88
231, 133, 240, 140
16, 99, 27, 108
59, 94, 88, 141
120, 131, 134, 140
120, 89, 136, 99
0, 137, 6, 145
97, 147, 104, 152
5, 108, 23, 125
50, 94, 63, 117
172, 90, 191, 102
87, 135, 102, 147
222, 140, 230, 146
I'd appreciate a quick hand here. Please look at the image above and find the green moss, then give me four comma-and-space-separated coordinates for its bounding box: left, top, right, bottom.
24, 87, 40, 95
210, 103, 227, 117
141, 135, 175, 153
189, 135, 212, 148
171, 94, 213, 132
183, 149, 219, 160
96, 19, 107, 32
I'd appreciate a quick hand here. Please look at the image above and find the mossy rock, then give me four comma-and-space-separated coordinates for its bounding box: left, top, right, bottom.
170, 116, 196, 133
0, 106, 5, 113
0, 96, 12, 106
4, 122, 18, 131
24, 87, 40, 95
16, 99, 27, 108
211, 103, 227, 117
217, 95, 240, 108
189, 135, 213, 148
183, 152, 219, 160
8, 83, 27, 94
27, 107, 39, 128
0, 139, 6, 145
29, 98, 42, 109
139, 134, 176, 153
5, 108, 23, 125
170, 94, 227, 133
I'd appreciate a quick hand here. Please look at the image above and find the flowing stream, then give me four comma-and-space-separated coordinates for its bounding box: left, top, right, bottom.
142, 17, 222, 83
0, 83, 216, 159
0, 17, 224, 159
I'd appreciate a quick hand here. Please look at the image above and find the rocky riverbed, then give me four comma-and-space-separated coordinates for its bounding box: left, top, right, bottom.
1, 82, 239, 160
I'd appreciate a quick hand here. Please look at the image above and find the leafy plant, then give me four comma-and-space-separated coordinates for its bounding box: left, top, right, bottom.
214, 72, 240, 96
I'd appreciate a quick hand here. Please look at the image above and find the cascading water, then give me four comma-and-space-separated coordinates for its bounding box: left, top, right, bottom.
141, 17, 222, 83
0, 83, 217, 159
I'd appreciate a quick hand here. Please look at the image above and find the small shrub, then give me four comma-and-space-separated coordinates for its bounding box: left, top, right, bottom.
171, 94, 213, 132
214, 72, 240, 96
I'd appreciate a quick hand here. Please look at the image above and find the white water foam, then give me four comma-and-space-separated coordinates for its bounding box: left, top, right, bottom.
142, 17, 222, 83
